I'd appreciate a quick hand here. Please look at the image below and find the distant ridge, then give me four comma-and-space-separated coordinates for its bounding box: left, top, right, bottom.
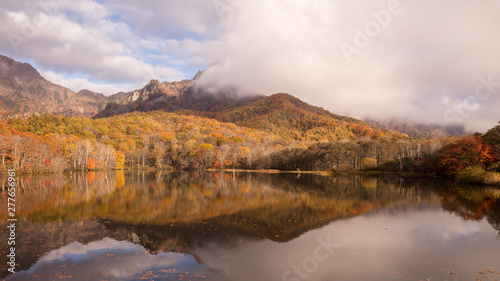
0, 54, 459, 140
0, 54, 108, 117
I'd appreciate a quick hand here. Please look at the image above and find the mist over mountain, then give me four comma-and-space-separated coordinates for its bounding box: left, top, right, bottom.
0, 54, 470, 138
96, 75, 263, 118
1, 1, 499, 133
366, 119, 468, 138
191, 0, 500, 133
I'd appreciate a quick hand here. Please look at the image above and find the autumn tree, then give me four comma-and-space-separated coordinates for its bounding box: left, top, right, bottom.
238, 147, 252, 168
361, 158, 377, 171
115, 152, 125, 170
197, 143, 214, 167
85, 158, 95, 171
439, 136, 496, 175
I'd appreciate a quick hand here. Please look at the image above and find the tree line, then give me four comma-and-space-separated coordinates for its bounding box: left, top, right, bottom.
1, 113, 499, 181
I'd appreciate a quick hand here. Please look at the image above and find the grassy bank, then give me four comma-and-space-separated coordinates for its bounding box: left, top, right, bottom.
457, 166, 500, 186
204, 168, 438, 177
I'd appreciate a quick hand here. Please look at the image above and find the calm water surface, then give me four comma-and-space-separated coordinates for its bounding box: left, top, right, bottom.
0, 172, 499, 281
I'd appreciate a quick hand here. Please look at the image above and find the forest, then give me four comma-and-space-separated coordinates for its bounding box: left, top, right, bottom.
1, 111, 499, 185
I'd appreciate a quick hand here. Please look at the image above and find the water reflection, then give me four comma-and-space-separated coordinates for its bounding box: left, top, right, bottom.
0, 172, 499, 280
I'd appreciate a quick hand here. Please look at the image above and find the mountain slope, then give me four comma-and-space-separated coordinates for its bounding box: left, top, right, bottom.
96, 78, 264, 118
0, 55, 108, 117
178, 93, 405, 141
96, 79, 404, 141
0, 54, 405, 141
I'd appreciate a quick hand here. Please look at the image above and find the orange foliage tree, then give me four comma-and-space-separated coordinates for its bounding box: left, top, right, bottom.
85, 157, 96, 171
439, 136, 496, 175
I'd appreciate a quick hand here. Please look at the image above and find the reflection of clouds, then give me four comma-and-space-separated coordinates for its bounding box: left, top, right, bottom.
440, 220, 481, 240
328, 210, 484, 245
8, 238, 191, 280
194, 210, 500, 281
38, 238, 134, 262
99, 251, 186, 279
5, 210, 499, 281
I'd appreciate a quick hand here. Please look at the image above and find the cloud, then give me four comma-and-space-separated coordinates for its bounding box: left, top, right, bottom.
193, 209, 496, 281
37, 238, 134, 263
194, 0, 500, 132
0, 0, 499, 130
103, 0, 223, 38
0, 0, 187, 95
22, 238, 190, 280
39, 70, 135, 95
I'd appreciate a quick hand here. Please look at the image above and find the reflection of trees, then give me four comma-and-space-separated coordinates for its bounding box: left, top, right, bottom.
4, 173, 432, 224
441, 194, 489, 221
0, 171, 121, 221
4, 171, 499, 239
488, 209, 500, 234
3, 172, 500, 279
2, 172, 447, 236
441, 185, 500, 235
0, 174, 69, 220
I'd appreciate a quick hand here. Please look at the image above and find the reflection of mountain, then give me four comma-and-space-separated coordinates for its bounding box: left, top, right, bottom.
1, 172, 500, 279
0, 220, 117, 278
99, 218, 257, 255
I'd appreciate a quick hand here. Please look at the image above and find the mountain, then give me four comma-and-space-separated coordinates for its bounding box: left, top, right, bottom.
0, 54, 403, 141
96, 79, 403, 141
0, 55, 108, 117
180, 93, 404, 141
95, 77, 263, 118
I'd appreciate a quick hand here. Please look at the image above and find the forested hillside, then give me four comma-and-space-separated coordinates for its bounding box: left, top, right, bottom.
98, 85, 402, 142
1, 111, 499, 179
182, 93, 405, 141
2, 112, 284, 172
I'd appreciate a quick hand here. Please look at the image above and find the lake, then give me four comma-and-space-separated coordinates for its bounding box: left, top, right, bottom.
1, 171, 499, 281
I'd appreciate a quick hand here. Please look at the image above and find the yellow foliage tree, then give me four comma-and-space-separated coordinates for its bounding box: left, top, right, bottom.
361, 158, 377, 171
115, 152, 125, 170
239, 147, 252, 167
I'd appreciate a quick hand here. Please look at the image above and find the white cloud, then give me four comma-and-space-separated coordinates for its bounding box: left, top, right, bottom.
38, 238, 134, 263
40, 70, 135, 95
0, 0, 499, 130
194, 0, 500, 132
0, 0, 186, 95
32, 238, 189, 280
194, 209, 496, 281
103, 0, 223, 38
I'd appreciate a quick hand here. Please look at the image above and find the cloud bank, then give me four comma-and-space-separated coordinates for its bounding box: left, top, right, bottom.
0, 0, 499, 131
0, 0, 198, 94
195, 0, 500, 132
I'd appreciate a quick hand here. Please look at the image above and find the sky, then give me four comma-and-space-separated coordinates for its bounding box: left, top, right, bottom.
0, 0, 499, 132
